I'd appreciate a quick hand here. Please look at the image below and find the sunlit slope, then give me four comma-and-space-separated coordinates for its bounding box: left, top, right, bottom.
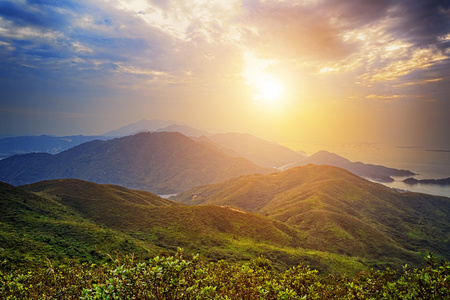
0, 132, 272, 194
174, 165, 450, 265
14, 179, 366, 274
22, 179, 303, 253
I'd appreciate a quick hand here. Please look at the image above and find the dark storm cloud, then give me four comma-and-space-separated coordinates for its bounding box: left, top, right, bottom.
390, 0, 450, 49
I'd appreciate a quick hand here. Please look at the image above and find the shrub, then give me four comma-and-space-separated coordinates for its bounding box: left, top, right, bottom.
1, 250, 448, 299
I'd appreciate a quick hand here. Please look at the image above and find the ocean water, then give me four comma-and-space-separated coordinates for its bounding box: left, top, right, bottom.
283, 142, 450, 198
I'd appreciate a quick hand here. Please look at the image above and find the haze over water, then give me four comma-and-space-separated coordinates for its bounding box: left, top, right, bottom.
284, 142, 450, 198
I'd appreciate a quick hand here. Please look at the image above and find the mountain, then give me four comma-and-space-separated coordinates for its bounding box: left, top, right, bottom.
208, 132, 306, 169
0, 132, 271, 194
0, 122, 208, 159
0, 135, 112, 159
193, 136, 242, 158
102, 119, 177, 136
156, 124, 211, 137
174, 164, 450, 267
296, 150, 415, 182
1, 179, 366, 274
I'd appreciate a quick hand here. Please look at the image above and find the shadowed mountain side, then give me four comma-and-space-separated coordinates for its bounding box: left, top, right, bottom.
174, 165, 450, 266
0, 132, 272, 194
295, 150, 415, 182
208, 133, 306, 169
22, 179, 180, 227
3, 180, 367, 274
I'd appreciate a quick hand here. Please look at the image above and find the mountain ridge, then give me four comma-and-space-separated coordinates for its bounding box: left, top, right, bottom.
174, 164, 450, 266
0, 132, 272, 194
208, 132, 306, 168
296, 150, 415, 182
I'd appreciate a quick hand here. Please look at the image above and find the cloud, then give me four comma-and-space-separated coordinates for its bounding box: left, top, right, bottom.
0, 0, 449, 143
389, 0, 450, 50
363, 47, 448, 82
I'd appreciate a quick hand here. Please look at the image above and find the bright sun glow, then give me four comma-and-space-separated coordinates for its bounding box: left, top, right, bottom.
242, 52, 285, 107
253, 75, 284, 102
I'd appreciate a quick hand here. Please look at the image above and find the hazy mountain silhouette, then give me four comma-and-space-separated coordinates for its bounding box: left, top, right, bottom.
156, 124, 211, 137
208, 132, 306, 169
0, 132, 271, 194
0, 135, 112, 159
102, 119, 177, 136
296, 150, 415, 181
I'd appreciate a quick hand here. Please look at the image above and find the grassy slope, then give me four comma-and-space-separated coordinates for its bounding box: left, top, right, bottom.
0, 179, 366, 275
174, 165, 450, 267
0, 181, 155, 268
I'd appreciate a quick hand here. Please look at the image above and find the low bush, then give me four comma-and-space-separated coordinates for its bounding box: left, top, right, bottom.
1, 249, 448, 299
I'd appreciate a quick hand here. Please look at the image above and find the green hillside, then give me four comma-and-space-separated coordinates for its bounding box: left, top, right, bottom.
0, 181, 154, 268
2, 180, 366, 275
174, 164, 450, 267
22, 179, 179, 228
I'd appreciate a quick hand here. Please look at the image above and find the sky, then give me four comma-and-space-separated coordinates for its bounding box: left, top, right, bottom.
0, 0, 449, 148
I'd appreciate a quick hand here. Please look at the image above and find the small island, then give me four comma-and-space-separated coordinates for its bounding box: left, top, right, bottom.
403, 177, 450, 185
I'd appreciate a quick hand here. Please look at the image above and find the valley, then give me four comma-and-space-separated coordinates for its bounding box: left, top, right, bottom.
1, 125, 449, 298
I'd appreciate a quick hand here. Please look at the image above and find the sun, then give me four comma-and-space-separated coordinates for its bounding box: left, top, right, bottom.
242, 52, 285, 107
253, 75, 284, 103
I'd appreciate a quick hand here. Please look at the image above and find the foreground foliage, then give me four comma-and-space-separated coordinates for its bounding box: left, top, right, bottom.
1, 250, 449, 299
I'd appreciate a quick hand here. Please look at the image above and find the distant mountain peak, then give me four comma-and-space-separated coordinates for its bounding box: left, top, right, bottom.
155, 124, 211, 137
308, 150, 351, 164
209, 132, 305, 168
102, 119, 179, 136
0, 130, 270, 194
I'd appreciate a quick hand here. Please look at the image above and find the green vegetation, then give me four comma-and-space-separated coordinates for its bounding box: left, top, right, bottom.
2, 164, 450, 298
0, 181, 157, 268
1, 249, 449, 299
1, 179, 368, 275
174, 165, 450, 268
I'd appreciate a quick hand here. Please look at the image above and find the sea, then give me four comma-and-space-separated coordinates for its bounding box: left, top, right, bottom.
283, 142, 450, 198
